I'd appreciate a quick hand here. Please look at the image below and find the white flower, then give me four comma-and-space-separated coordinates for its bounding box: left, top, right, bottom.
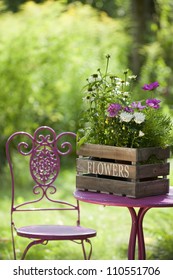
116, 81, 122, 86
120, 112, 133, 123
123, 91, 129, 97
128, 75, 137, 80
115, 78, 121, 82
88, 74, 101, 83
134, 112, 145, 124
139, 130, 145, 137
113, 89, 122, 95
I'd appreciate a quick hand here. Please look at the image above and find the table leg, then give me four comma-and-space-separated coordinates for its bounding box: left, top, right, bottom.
127, 207, 137, 260
127, 207, 150, 260
137, 207, 150, 260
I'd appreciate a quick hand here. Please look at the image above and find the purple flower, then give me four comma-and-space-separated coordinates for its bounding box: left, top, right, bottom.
124, 106, 134, 113
142, 81, 159, 91
108, 103, 122, 117
131, 101, 146, 110
146, 98, 161, 109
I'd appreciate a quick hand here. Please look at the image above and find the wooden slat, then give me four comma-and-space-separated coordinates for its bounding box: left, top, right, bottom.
77, 144, 137, 161
76, 175, 136, 197
136, 163, 169, 179
77, 159, 169, 179
77, 144, 170, 162
76, 175, 169, 198
76, 158, 135, 178
137, 146, 170, 161
136, 179, 169, 197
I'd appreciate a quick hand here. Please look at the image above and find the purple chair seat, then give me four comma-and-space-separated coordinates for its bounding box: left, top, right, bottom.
17, 225, 96, 240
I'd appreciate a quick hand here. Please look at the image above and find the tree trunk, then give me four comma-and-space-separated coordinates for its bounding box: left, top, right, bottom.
130, 0, 156, 75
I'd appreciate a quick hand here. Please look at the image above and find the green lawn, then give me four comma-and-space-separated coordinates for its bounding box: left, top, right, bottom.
1, 162, 173, 260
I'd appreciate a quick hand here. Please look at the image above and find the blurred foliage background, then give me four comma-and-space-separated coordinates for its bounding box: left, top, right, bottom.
0, 0, 131, 168
0, 0, 173, 166
0, 0, 173, 260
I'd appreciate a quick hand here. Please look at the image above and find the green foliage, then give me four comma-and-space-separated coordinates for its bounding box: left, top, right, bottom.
1, 0, 47, 13
138, 0, 173, 111
145, 207, 173, 260
78, 55, 172, 148
0, 1, 131, 167
67, 0, 130, 18
141, 108, 172, 147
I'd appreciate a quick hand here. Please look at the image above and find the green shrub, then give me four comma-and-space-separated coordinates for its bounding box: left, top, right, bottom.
0, 1, 131, 166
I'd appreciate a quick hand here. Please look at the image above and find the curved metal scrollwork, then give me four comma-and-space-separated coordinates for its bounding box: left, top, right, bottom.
56, 132, 76, 156
17, 133, 34, 156
6, 126, 76, 209
30, 146, 60, 186
30, 127, 76, 202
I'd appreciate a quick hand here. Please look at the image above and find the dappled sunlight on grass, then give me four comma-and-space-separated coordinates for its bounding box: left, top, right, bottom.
0, 164, 129, 260
1, 161, 173, 259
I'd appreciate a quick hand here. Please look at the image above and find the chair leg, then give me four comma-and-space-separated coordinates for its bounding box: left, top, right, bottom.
81, 239, 93, 260
21, 238, 93, 260
11, 224, 17, 260
21, 239, 48, 260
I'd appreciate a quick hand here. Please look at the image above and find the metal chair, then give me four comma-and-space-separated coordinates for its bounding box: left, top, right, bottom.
6, 126, 96, 260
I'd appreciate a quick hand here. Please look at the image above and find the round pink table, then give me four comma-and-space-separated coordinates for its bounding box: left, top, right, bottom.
74, 188, 173, 260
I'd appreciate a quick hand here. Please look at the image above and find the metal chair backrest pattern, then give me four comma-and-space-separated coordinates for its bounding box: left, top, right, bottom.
6, 126, 96, 260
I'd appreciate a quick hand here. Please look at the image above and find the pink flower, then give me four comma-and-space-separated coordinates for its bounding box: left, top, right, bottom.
142, 81, 159, 91
108, 103, 122, 117
124, 106, 134, 113
131, 101, 146, 110
146, 98, 161, 109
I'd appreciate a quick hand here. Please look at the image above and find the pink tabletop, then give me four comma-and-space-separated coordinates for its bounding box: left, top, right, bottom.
74, 187, 173, 208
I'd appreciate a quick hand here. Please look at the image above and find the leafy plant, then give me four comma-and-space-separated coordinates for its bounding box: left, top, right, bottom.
0, 2, 131, 168
78, 55, 172, 148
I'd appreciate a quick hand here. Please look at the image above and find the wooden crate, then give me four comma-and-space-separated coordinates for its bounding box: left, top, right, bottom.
76, 144, 170, 198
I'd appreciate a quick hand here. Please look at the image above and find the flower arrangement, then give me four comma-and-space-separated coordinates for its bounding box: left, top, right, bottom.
78, 55, 172, 148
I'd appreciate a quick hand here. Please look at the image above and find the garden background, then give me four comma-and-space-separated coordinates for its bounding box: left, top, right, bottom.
0, 0, 173, 259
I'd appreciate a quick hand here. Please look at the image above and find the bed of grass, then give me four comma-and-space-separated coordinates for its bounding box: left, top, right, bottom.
1, 159, 173, 260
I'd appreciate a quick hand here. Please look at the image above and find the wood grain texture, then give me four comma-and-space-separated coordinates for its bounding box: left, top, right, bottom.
76, 144, 170, 198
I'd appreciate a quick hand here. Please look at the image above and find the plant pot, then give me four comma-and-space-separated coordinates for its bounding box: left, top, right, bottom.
76, 144, 170, 198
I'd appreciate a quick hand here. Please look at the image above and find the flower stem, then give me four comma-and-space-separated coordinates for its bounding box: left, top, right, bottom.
105, 54, 111, 76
